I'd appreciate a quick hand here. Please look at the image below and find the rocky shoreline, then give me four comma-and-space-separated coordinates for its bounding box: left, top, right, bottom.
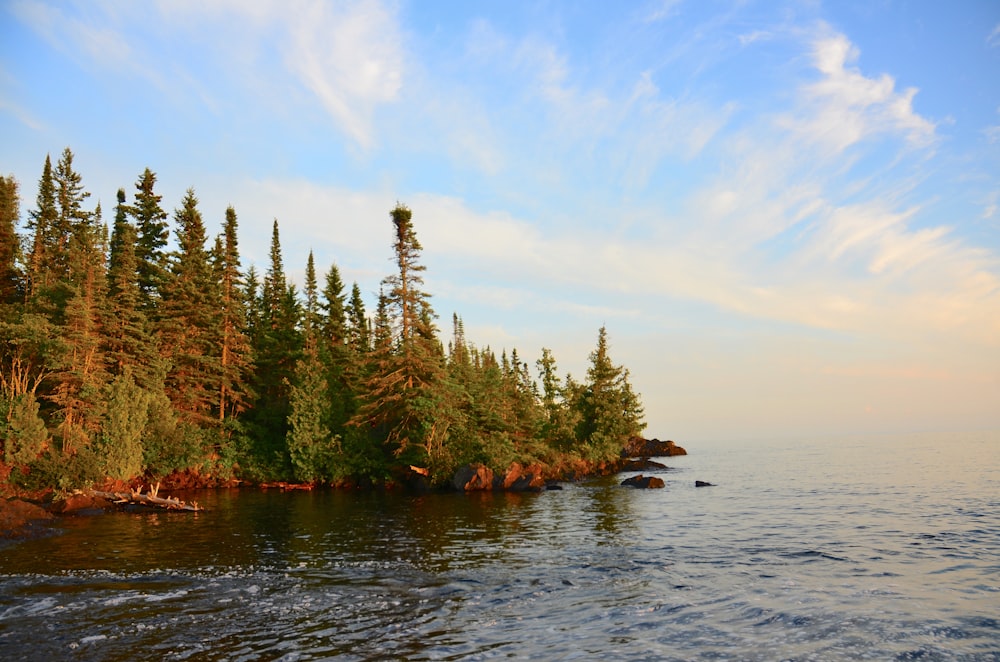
1, 436, 689, 539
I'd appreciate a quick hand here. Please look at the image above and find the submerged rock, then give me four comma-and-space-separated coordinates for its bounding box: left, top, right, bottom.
621, 475, 665, 489
695, 480, 715, 487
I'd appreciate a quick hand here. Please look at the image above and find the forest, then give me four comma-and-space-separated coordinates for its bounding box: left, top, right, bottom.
0, 148, 646, 491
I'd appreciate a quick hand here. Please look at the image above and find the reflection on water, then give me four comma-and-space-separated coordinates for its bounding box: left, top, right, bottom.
1, 432, 998, 660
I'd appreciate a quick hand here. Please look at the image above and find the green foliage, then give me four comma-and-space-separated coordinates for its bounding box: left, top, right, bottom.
575, 326, 646, 461
2, 152, 652, 491
287, 344, 341, 482
2, 392, 49, 466
0, 174, 22, 304
98, 371, 149, 481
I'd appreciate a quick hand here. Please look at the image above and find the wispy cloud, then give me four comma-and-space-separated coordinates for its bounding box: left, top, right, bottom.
644, 0, 684, 24
989, 23, 1000, 48
281, 0, 404, 150
781, 32, 936, 154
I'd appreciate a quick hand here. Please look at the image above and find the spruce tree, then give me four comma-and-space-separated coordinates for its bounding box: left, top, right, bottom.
130, 168, 169, 309
575, 326, 645, 461
247, 220, 301, 475
216, 206, 252, 422
105, 188, 158, 387
346, 282, 370, 353
158, 189, 222, 425
352, 204, 456, 478
25, 155, 57, 301
0, 175, 22, 304
303, 251, 320, 337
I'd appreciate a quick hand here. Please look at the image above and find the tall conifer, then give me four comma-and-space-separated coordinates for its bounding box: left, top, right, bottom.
159, 189, 222, 424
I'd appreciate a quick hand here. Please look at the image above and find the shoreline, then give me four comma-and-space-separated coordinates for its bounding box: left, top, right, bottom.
1, 437, 687, 539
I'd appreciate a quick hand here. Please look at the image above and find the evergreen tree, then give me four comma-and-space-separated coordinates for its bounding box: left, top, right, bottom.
0, 175, 22, 304
346, 281, 370, 352
247, 220, 301, 474
535, 347, 578, 451
44, 153, 108, 456
216, 206, 252, 422
320, 263, 348, 350
287, 344, 333, 482
352, 204, 456, 479
302, 251, 320, 337
158, 189, 222, 425
130, 168, 169, 309
98, 369, 149, 480
105, 188, 158, 386
24, 154, 57, 301
575, 326, 645, 461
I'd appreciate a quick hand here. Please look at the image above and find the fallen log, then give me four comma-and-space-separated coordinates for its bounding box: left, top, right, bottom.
80, 483, 203, 512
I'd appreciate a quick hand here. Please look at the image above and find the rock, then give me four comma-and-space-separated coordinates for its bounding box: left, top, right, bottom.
621, 437, 687, 458
622, 458, 668, 472
48, 493, 115, 515
545, 483, 564, 491
621, 475, 665, 489
0, 498, 53, 538
502, 462, 546, 492
695, 480, 715, 487
452, 463, 494, 491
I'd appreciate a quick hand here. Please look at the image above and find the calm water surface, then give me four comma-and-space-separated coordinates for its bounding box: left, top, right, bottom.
1, 432, 998, 660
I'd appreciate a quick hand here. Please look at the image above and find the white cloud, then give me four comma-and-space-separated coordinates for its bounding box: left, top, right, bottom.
782, 32, 936, 154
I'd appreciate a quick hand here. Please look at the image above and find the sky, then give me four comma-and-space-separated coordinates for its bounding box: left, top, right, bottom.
2, 0, 999, 443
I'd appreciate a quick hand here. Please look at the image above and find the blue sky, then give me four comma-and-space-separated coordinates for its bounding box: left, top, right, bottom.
2, 0, 999, 441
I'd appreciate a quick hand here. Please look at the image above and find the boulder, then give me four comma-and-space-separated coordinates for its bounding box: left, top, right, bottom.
48, 493, 114, 515
452, 463, 494, 491
621, 437, 687, 458
0, 498, 53, 538
502, 462, 546, 492
622, 458, 668, 472
621, 474, 665, 489
695, 480, 715, 487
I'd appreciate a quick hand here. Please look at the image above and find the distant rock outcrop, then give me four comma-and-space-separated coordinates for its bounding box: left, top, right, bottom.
622, 458, 668, 472
621, 437, 687, 458
621, 475, 665, 489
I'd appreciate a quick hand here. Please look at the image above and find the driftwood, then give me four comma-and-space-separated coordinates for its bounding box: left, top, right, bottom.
82, 483, 203, 512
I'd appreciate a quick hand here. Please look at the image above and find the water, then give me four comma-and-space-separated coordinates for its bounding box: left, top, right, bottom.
1, 431, 998, 660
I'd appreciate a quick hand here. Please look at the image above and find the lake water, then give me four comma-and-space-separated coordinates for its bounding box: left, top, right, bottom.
1, 431, 998, 660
